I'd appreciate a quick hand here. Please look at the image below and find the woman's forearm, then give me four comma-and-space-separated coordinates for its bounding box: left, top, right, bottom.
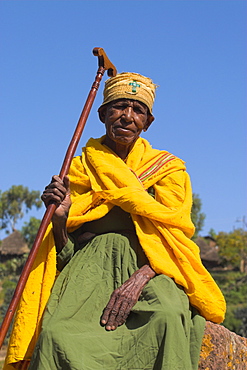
41, 175, 71, 253
52, 218, 68, 253
137, 264, 157, 282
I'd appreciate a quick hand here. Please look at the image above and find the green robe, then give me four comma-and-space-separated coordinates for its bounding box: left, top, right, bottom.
29, 207, 205, 370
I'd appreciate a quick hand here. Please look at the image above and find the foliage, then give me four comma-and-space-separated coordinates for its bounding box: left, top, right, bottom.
234, 306, 247, 337
0, 186, 42, 347
0, 279, 17, 344
0, 254, 29, 279
21, 216, 41, 248
208, 228, 217, 239
0, 185, 42, 234
216, 228, 247, 272
0, 258, 27, 345
191, 193, 206, 238
211, 271, 247, 337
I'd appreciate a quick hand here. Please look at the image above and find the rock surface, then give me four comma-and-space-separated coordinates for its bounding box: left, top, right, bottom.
199, 321, 247, 369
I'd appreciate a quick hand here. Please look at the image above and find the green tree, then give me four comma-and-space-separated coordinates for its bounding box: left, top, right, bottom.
21, 216, 41, 248
216, 228, 247, 272
191, 193, 206, 238
208, 228, 217, 239
0, 185, 42, 234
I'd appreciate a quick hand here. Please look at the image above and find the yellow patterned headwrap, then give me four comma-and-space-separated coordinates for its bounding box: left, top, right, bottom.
99, 72, 157, 114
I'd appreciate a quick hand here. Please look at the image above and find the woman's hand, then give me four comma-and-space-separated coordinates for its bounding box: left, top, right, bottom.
41, 175, 71, 252
41, 175, 71, 222
101, 264, 156, 331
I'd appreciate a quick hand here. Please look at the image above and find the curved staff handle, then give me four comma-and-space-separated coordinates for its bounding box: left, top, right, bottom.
0, 48, 117, 348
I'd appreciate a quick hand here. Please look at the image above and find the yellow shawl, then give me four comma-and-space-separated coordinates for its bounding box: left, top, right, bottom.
4, 136, 226, 369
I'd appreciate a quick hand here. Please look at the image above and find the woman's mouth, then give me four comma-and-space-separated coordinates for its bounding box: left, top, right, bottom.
114, 126, 134, 133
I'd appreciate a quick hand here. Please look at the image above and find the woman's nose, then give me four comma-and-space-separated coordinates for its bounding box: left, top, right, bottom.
123, 106, 134, 122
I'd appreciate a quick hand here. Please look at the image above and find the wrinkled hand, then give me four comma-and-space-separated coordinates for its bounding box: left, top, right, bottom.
41, 175, 71, 222
101, 265, 156, 331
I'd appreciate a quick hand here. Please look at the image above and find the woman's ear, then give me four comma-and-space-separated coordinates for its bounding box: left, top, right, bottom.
98, 105, 107, 123
143, 114, 155, 132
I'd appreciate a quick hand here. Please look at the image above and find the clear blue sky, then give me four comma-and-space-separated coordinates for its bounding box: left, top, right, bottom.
0, 0, 246, 238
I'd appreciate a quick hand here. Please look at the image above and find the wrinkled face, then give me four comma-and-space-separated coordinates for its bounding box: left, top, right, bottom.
99, 99, 153, 147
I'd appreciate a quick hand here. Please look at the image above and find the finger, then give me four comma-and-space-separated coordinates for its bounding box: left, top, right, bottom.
63, 175, 71, 194
43, 186, 65, 200
52, 175, 70, 189
44, 180, 67, 197
101, 294, 118, 325
113, 287, 143, 328
52, 175, 70, 199
104, 299, 124, 330
114, 300, 132, 327
41, 188, 66, 206
51, 177, 67, 193
44, 183, 65, 197
51, 175, 63, 184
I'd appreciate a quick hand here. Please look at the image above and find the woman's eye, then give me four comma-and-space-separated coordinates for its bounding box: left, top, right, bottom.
135, 108, 145, 114
112, 105, 125, 110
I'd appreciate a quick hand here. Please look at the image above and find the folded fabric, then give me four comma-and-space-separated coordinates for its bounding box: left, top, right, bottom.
4, 136, 226, 369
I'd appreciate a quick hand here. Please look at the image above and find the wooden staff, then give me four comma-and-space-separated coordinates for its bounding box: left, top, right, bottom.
0, 47, 117, 348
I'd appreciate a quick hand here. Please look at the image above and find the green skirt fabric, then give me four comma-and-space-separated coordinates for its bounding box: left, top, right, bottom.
29, 208, 205, 370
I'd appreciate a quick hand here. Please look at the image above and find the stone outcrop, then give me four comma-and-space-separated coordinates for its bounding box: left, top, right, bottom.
199, 321, 247, 369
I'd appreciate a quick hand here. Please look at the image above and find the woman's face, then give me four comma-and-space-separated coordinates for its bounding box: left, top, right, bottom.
100, 99, 153, 150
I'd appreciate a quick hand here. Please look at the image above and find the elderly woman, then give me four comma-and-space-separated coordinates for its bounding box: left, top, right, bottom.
5, 73, 226, 370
